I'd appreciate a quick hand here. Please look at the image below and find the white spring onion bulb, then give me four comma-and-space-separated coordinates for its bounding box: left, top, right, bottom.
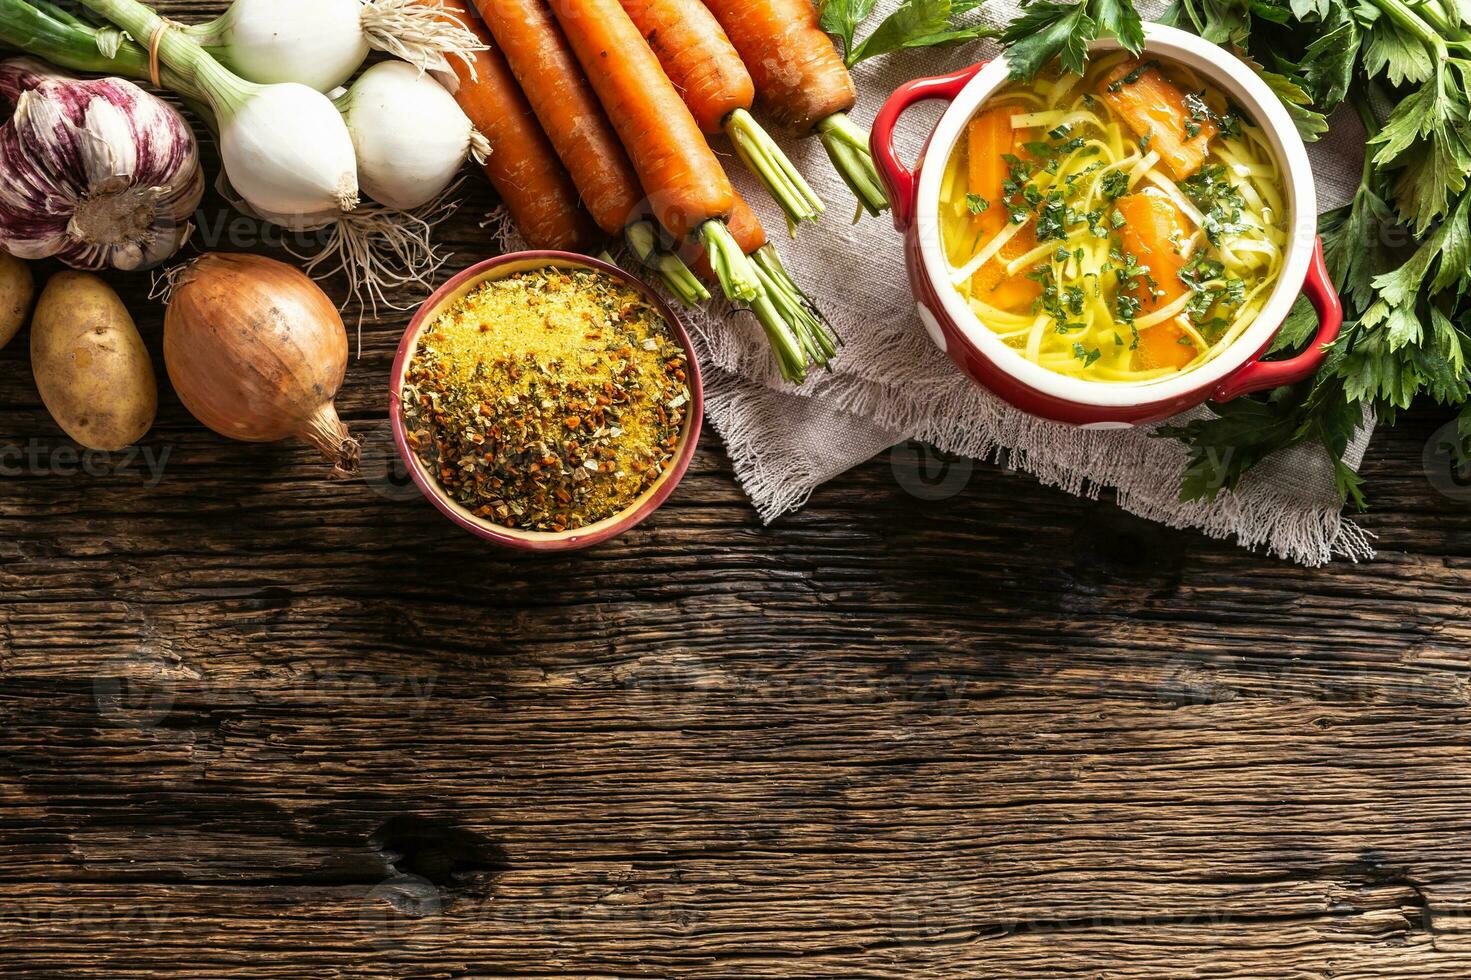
185, 0, 487, 93
218, 80, 362, 230
336, 61, 488, 211
78, 0, 361, 232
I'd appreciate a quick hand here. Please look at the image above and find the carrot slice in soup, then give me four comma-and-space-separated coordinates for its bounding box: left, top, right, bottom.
971, 225, 1042, 311
1134, 320, 1197, 371
1099, 60, 1217, 181
967, 107, 1015, 236
1116, 192, 1190, 310
1117, 192, 1197, 370
961, 106, 1041, 311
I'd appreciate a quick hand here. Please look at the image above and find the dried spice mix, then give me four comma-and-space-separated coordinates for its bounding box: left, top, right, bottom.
402, 267, 690, 532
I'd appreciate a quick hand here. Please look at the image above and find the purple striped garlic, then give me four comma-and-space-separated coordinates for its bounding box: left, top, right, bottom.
0, 58, 204, 271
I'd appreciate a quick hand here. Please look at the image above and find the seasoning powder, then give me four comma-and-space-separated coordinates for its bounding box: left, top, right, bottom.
402, 268, 691, 533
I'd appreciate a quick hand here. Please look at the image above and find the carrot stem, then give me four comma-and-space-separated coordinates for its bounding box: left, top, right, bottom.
700, 220, 762, 303
625, 220, 710, 307
752, 244, 837, 364
749, 291, 809, 382
725, 108, 824, 232
816, 113, 888, 218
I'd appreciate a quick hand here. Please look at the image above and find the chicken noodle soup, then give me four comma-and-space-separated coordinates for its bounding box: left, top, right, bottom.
940, 55, 1287, 382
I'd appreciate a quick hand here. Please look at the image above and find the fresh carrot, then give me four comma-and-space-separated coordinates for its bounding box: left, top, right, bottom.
550, 0, 833, 380
616, 0, 822, 228
702, 0, 853, 133
471, 0, 643, 236
1117, 191, 1196, 371
549, 0, 737, 240
702, 0, 887, 215
1099, 59, 1218, 181
721, 194, 768, 257
690, 193, 766, 281
459, 0, 706, 305
433, 0, 598, 252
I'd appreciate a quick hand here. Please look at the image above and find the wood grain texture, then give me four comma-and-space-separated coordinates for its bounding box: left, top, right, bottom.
4, 5, 1471, 976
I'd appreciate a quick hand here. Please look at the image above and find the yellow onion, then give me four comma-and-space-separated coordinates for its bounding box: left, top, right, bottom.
164, 253, 359, 477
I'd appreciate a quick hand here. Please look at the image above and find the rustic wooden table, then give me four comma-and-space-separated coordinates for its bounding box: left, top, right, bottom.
5, 5, 1471, 976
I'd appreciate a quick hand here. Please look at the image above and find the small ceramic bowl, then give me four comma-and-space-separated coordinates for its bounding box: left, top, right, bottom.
870, 24, 1343, 428
390, 251, 704, 551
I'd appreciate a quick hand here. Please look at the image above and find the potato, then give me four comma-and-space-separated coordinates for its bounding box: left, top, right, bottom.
0, 251, 33, 351
31, 271, 157, 451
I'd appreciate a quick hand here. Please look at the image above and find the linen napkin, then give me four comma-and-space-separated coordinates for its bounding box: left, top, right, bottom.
682, 0, 1376, 566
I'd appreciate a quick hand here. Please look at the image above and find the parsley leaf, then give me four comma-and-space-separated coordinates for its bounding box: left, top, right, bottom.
823, 0, 999, 67
1100, 169, 1130, 200
1158, 0, 1252, 46
1001, 0, 1143, 81
1298, 8, 1360, 108
1252, 63, 1330, 142
819, 0, 880, 62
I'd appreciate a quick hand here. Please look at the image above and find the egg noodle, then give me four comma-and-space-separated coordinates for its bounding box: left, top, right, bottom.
940, 54, 1287, 383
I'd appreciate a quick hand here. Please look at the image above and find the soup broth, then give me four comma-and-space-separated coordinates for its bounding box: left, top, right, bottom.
940, 55, 1287, 383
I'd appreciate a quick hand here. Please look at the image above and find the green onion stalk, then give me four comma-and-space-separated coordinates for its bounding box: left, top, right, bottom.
0, 0, 201, 97
818, 113, 890, 218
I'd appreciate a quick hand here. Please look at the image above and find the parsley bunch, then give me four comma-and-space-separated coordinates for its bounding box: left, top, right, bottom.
1002, 0, 1471, 509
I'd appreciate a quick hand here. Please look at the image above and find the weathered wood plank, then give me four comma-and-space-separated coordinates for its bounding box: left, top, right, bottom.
2, 2, 1471, 976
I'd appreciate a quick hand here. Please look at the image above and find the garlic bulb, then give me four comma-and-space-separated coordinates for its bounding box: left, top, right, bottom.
0, 58, 204, 271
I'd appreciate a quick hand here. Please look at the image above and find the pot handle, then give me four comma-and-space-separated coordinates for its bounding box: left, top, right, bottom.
871, 62, 988, 231
1210, 238, 1343, 403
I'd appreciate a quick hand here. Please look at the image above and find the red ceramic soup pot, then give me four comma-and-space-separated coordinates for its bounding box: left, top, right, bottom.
390, 251, 703, 552
870, 25, 1342, 428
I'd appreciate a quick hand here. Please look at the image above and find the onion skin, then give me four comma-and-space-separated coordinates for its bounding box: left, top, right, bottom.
164, 253, 360, 478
